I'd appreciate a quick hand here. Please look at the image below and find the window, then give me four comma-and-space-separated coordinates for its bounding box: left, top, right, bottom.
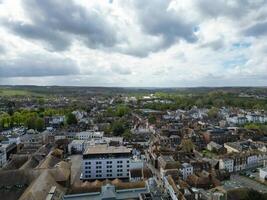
117, 160, 123, 164
107, 165, 112, 168
127, 165, 130, 168
117, 173, 123, 176
117, 165, 123, 168
96, 166, 102, 169
127, 160, 130, 163
85, 171, 91, 174
117, 169, 123, 172
107, 169, 112, 173
85, 161, 91, 165
96, 170, 102, 173
85, 166, 91, 169
96, 161, 102, 165
106, 161, 113, 164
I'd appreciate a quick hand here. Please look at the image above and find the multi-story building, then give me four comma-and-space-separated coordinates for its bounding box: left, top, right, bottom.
180, 163, 193, 180
76, 131, 103, 140
81, 145, 143, 180
219, 158, 234, 173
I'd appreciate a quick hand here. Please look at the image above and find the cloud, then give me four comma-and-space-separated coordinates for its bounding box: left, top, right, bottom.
0, 45, 5, 54
196, 0, 266, 19
5, 0, 118, 51
0, 0, 267, 86
244, 20, 267, 37
0, 54, 79, 77
133, 0, 198, 49
111, 65, 131, 75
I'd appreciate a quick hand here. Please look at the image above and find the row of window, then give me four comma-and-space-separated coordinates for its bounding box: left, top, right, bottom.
85, 169, 129, 174
85, 160, 130, 165
85, 164, 130, 169
84, 173, 129, 179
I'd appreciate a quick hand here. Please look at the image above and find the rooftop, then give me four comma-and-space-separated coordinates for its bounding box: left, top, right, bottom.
84, 145, 132, 155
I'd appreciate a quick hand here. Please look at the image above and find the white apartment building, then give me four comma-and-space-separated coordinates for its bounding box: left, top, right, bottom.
81, 145, 143, 180
247, 155, 258, 167
180, 163, 193, 180
219, 158, 234, 173
76, 131, 103, 140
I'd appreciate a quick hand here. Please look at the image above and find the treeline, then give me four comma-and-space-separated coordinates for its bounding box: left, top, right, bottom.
141, 92, 267, 110
0, 108, 71, 131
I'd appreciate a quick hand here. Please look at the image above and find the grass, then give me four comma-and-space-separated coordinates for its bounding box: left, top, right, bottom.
0, 88, 42, 97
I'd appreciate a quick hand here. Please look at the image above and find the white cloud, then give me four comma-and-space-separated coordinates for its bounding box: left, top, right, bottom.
0, 0, 266, 87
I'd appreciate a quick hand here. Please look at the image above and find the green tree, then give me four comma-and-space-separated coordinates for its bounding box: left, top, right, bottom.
36, 118, 44, 131
66, 113, 77, 125
122, 129, 132, 140
207, 107, 219, 119
115, 105, 130, 117
111, 121, 126, 136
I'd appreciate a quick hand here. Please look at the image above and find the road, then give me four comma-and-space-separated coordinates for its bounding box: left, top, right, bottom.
230, 174, 267, 193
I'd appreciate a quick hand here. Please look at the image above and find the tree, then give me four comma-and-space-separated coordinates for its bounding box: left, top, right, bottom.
111, 121, 126, 136
115, 105, 130, 117
181, 139, 195, 153
122, 129, 132, 140
148, 115, 156, 124
66, 113, 77, 125
25, 116, 37, 129
207, 107, 219, 119
36, 118, 44, 131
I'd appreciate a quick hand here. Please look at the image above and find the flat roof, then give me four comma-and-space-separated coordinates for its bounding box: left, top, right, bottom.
84, 145, 132, 155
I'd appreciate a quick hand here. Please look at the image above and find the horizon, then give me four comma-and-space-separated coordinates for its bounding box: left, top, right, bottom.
0, 0, 267, 87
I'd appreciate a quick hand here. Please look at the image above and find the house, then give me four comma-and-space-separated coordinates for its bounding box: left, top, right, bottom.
68, 140, 85, 154
219, 158, 234, 173
259, 167, 267, 180
202, 128, 238, 145
158, 156, 180, 178
76, 131, 103, 140
224, 141, 252, 153
207, 141, 223, 153
180, 163, 193, 180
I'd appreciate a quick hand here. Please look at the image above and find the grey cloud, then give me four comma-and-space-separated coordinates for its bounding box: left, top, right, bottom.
133, 0, 197, 50
5, 0, 118, 51
0, 55, 79, 77
196, 0, 267, 19
7, 22, 70, 51
244, 21, 267, 37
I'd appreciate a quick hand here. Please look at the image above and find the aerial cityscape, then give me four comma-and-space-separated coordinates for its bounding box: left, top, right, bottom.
0, 0, 267, 200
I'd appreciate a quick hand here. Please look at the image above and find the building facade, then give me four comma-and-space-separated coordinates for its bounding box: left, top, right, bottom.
81, 145, 143, 180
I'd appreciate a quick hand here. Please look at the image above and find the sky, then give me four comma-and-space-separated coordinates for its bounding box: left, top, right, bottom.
0, 0, 267, 87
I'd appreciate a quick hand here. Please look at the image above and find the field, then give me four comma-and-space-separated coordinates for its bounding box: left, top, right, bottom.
0, 88, 41, 97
